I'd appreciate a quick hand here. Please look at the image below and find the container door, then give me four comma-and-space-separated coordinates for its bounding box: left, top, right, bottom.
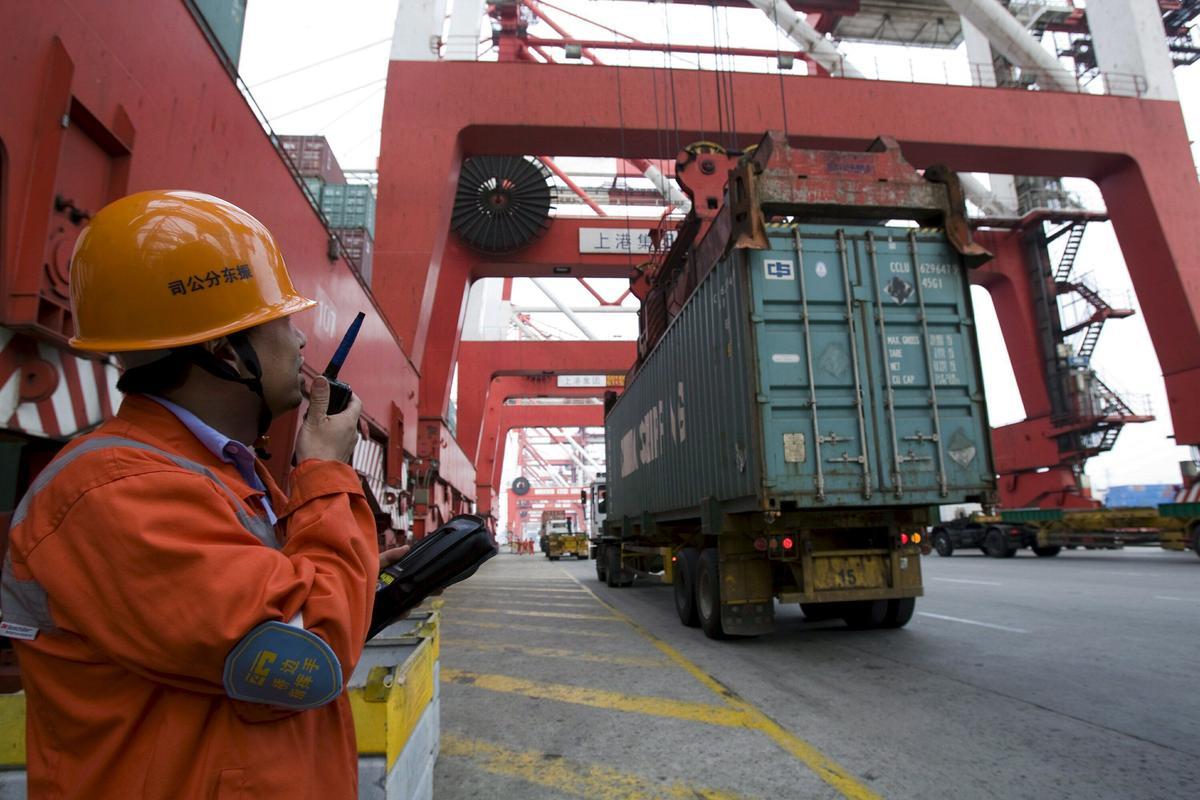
747, 227, 881, 505
853, 228, 993, 501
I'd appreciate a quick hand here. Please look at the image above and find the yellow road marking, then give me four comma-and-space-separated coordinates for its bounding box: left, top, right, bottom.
444, 620, 617, 638
441, 733, 759, 800
442, 638, 671, 668
441, 668, 751, 728
569, 576, 883, 800
446, 607, 619, 621
454, 586, 589, 595
440, 598, 598, 610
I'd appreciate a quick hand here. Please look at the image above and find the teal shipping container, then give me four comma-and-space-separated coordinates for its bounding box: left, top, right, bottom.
320, 183, 376, 236
193, 0, 247, 69
604, 223, 995, 520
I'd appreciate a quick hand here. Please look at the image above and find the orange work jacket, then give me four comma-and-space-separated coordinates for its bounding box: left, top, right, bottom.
1, 395, 379, 798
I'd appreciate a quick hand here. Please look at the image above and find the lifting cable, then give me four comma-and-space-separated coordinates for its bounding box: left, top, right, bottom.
249, 37, 391, 88
718, 5, 739, 150
771, 0, 791, 144
269, 78, 386, 121
708, 2, 726, 150
662, 3, 683, 160
613, 28, 634, 271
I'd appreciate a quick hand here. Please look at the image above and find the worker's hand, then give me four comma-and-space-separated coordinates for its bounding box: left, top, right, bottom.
379, 545, 410, 568
294, 376, 362, 464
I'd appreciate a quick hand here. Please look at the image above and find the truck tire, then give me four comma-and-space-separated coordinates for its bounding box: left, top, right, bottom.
606, 545, 633, 588
1032, 546, 1061, 558
985, 529, 1013, 559
880, 598, 916, 629
800, 603, 839, 622
932, 529, 954, 557
673, 548, 700, 627
595, 547, 608, 583
842, 600, 888, 630
695, 549, 728, 639
1190, 524, 1200, 559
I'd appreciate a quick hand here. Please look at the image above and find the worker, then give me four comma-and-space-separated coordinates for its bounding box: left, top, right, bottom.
0, 190, 389, 798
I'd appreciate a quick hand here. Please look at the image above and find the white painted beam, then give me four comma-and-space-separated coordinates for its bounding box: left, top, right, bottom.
746, 0, 865, 79
390, 0, 449, 61
1085, 0, 1178, 100
943, 0, 1077, 92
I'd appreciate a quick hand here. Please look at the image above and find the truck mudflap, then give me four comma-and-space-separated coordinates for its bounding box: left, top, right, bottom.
717, 545, 776, 636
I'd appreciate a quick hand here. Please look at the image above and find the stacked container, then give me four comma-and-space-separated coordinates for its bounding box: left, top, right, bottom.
334, 226, 374, 283
320, 184, 376, 234
277, 135, 346, 184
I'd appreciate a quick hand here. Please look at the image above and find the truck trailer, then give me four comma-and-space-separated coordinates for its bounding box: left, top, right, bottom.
594, 133, 997, 638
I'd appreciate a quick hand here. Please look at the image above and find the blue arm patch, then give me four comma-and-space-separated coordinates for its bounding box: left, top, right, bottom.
223, 621, 342, 709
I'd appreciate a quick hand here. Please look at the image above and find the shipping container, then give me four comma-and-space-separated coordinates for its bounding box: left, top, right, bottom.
302, 176, 324, 211
321, 183, 376, 235
606, 223, 994, 514
277, 134, 346, 184
598, 218, 995, 637
193, 0, 247, 69
333, 226, 374, 283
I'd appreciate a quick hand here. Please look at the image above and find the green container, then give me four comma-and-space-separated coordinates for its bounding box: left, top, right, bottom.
605, 224, 995, 519
194, 0, 247, 69
999, 508, 1064, 523
1159, 502, 1200, 518
320, 183, 376, 236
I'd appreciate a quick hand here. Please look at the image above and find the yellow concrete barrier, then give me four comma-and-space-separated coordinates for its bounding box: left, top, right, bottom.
0, 611, 440, 799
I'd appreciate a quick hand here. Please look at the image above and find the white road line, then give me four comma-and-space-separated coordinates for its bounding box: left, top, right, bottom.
1153, 595, 1200, 604
931, 577, 1004, 586
917, 612, 1029, 634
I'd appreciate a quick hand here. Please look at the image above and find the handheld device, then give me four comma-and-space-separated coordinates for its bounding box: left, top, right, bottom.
321, 311, 365, 415
368, 514, 497, 640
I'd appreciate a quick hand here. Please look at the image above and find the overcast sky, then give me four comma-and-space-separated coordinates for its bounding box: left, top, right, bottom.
239, 0, 1200, 495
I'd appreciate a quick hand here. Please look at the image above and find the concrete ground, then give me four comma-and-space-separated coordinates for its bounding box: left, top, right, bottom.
432, 547, 1200, 800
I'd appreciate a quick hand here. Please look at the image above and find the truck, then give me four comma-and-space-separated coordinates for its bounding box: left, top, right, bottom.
995, 506, 1197, 557
594, 132, 997, 638
542, 512, 588, 561
929, 514, 1049, 558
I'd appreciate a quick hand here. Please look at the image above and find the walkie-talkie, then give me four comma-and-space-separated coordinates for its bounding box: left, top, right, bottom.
321, 311, 365, 415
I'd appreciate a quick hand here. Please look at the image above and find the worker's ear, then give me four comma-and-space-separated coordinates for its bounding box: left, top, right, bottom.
205, 337, 243, 374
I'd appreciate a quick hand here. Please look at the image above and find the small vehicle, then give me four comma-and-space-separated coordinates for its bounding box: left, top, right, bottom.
928, 516, 1054, 558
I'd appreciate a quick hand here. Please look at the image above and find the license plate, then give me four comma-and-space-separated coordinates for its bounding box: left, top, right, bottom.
813, 556, 885, 591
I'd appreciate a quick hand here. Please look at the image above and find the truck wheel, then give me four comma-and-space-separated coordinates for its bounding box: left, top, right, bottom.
932, 530, 954, 557
595, 548, 608, 583
1032, 546, 1061, 558
880, 598, 916, 629
842, 600, 888, 630
984, 529, 1012, 559
606, 545, 633, 588
695, 549, 728, 639
578, 551, 588, 561
800, 603, 839, 621
1190, 524, 1200, 559
673, 548, 700, 627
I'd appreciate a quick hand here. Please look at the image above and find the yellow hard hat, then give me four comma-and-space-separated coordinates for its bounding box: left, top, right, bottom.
69, 190, 316, 352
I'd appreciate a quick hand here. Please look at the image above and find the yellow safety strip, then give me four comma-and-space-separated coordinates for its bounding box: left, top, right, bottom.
567, 575, 884, 800
445, 619, 618, 638
445, 607, 620, 621
442, 638, 671, 669
439, 598, 598, 610
441, 668, 752, 729
452, 586, 589, 594
440, 733, 760, 800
